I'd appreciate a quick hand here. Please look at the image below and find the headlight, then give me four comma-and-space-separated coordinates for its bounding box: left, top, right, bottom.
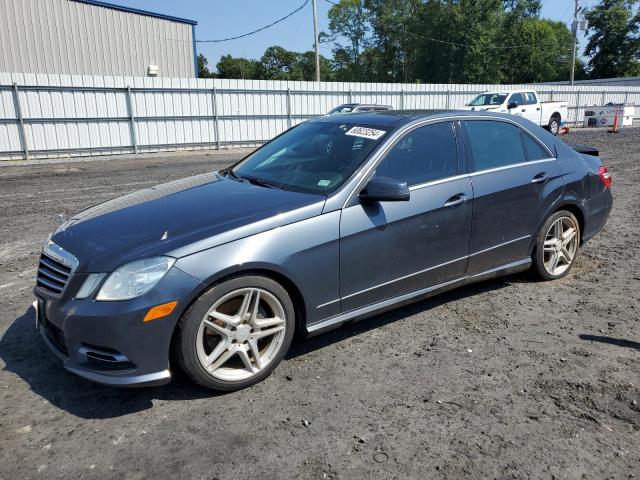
96, 257, 175, 301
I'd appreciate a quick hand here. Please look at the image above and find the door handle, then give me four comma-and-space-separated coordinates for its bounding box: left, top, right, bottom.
443, 194, 468, 208
536, 107, 541, 111
522, 109, 526, 112
531, 172, 549, 184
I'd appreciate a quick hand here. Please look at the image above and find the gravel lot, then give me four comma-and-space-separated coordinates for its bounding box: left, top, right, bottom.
0, 129, 638, 480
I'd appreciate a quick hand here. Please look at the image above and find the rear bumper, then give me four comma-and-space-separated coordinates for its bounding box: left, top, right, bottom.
35, 267, 201, 388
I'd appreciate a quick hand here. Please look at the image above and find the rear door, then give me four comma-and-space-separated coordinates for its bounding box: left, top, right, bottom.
462, 120, 563, 273
339, 121, 472, 311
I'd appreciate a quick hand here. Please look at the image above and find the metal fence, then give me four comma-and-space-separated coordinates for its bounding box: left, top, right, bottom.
2, 72, 640, 160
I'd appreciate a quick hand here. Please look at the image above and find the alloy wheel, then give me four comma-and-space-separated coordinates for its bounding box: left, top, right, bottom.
196, 288, 287, 381
543, 216, 578, 276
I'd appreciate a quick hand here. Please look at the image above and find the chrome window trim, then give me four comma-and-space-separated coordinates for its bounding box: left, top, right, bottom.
468, 157, 556, 177
338, 114, 555, 209
409, 173, 469, 192
341, 116, 463, 209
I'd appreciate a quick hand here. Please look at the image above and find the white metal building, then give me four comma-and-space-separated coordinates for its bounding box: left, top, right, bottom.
0, 0, 198, 78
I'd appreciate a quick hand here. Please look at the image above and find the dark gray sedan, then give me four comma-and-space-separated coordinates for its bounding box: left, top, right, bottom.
35, 111, 613, 391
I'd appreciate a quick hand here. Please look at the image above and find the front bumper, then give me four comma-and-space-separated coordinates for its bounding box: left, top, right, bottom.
35, 267, 202, 387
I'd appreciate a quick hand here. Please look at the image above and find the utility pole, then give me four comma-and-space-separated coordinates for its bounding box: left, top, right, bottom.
570, 0, 580, 85
312, 0, 321, 82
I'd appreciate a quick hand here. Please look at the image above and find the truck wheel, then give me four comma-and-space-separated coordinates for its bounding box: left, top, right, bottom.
548, 115, 561, 136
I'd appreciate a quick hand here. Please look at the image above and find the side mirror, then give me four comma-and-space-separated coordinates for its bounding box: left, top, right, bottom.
507, 100, 519, 110
360, 176, 410, 202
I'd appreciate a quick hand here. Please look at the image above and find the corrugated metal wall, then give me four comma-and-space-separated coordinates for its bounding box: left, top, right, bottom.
2, 72, 640, 160
0, 0, 195, 78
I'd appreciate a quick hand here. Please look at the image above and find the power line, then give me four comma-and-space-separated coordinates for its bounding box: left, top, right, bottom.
196, 0, 310, 43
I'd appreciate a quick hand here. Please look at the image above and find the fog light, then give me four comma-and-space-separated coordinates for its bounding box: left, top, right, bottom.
144, 301, 178, 322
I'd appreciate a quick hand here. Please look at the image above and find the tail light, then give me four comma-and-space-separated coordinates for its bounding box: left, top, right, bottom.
598, 166, 612, 188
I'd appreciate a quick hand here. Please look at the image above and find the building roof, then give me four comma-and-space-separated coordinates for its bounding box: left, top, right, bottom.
73, 0, 197, 25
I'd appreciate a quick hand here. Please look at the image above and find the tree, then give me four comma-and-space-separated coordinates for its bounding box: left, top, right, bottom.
325, 0, 370, 79
260, 46, 302, 80
197, 54, 215, 78
297, 51, 334, 81
584, 0, 640, 78
500, 19, 577, 83
216, 55, 263, 79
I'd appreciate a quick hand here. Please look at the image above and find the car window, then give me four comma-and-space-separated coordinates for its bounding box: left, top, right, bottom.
375, 122, 458, 186
524, 92, 537, 105
509, 93, 524, 105
522, 132, 550, 161
464, 121, 526, 171
467, 93, 508, 106
328, 105, 355, 114
233, 121, 389, 195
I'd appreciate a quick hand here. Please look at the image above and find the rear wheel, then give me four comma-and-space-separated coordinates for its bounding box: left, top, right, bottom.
174, 275, 295, 391
548, 115, 561, 136
532, 210, 580, 280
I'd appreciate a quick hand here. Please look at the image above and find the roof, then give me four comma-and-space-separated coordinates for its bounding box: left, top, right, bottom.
72, 0, 197, 25
312, 109, 453, 127
312, 109, 531, 128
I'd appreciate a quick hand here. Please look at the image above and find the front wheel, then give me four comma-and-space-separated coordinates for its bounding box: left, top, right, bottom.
173, 275, 295, 391
548, 116, 561, 136
532, 211, 580, 280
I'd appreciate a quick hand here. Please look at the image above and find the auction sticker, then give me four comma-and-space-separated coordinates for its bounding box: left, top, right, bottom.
345, 126, 386, 140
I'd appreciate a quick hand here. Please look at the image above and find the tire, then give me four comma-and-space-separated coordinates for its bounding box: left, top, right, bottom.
532, 210, 580, 281
548, 115, 561, 136
173, 275, 295, 391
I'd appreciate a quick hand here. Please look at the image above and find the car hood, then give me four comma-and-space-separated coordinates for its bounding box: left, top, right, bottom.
51, 173, 326, 272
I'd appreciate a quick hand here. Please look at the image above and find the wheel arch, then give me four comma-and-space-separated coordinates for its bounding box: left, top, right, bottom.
172, 264, 308, 342
552, 202, 585, 245
531, 201, 586, 256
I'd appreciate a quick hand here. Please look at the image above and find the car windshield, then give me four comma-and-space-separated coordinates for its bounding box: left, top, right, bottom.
231, 121, 389, 195
468, 93, 508, 106
328, 105, 355, 114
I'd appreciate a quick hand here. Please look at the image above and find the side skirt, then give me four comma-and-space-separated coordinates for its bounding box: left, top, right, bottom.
306, 258, 531, 336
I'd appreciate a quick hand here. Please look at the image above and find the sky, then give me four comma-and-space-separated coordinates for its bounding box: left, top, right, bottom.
108, 0, 600, 67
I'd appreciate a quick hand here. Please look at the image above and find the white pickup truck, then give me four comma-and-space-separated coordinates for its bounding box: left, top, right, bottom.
462, 90, 569, 135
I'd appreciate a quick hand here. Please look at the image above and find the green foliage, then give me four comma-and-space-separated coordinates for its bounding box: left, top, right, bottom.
213, 49, 332, 81
584, 0, 640, 79
197, 54, 215, 78
216, 55, 263, 80
203, 0, 637, 83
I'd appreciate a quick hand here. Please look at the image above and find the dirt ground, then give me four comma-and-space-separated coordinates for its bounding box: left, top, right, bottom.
0, 129, 638, 480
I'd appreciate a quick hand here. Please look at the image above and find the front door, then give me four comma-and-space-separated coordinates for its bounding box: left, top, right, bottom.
461, 119, 563, 273
522, 91, 542, 125
339, 121, 473, 312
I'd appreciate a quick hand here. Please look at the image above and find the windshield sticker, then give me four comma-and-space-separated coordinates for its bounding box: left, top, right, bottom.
345, 126, 386, 140
317, 179, 331, 187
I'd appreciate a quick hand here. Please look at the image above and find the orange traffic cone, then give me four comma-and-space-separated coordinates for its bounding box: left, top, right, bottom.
608, 112, 619, 133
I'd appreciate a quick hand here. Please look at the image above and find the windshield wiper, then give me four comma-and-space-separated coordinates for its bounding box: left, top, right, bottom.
238, 175, 287, 190
221, 167, 243, 181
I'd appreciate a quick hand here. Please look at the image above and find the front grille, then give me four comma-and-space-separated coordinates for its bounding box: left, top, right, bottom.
37, 252, 72, 296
